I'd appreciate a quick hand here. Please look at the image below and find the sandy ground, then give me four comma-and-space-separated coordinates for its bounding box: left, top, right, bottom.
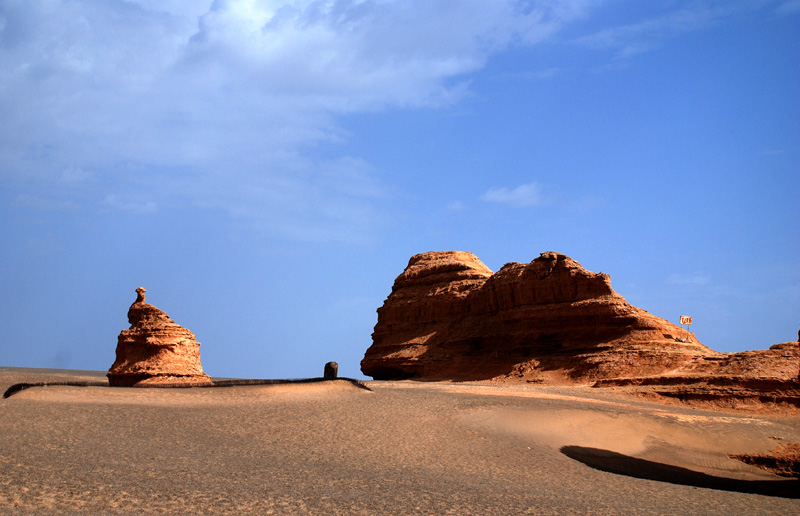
0, 368, 797, 515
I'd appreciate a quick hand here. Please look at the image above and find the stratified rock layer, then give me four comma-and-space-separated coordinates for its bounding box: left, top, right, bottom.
596, 341, 800, 411
362, 251, 711, 382
730, 442, 800, 479
361, 251, 799, 411
107, 288, 212, 387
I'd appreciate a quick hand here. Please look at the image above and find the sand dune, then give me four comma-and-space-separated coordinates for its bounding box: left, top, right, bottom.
1, 368, 797, 515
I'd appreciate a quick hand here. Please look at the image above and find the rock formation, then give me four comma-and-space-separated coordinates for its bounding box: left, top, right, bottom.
324, 361, 339, 380
107, 288, 212, 387
595, 341, 800, 411
361, 251, 799, 411
730, 442, 800, 479
362, 251, 711, 382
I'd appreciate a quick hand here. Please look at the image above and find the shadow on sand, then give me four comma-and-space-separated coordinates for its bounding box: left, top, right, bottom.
560, 445, 798, 499
3, 377, 371, 399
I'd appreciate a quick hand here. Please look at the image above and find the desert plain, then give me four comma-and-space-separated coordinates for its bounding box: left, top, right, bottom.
0, 367, 797, 515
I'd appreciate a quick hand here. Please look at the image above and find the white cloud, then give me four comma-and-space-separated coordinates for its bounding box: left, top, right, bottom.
446, 200, 466, 211
175, 0, 585, 112
58, 166, 93, 184
482, 182, 544, 208
500, 66, 563, 82
193, 155, 389, 243
0, 0, 595, 242
576, 8, 712, 58
575, 1, 783, 59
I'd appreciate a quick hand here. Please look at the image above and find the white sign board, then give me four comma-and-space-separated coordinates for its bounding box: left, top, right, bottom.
680, 315, 692, 325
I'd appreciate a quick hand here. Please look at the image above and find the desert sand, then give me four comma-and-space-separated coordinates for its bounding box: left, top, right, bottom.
1, 367, 797, 515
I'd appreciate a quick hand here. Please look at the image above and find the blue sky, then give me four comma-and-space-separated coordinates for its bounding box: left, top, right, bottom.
1, 0, 798, 379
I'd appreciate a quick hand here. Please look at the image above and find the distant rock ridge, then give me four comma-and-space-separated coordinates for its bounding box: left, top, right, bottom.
107, 288, 212, 387
361, 251, 799, 411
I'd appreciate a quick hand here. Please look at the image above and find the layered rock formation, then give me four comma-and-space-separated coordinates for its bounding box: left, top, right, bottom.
361, 251, 799, 411
362, 251, 711, 382
730, 442, 800, 479
107, 288, 212, 387
595, 340, 800, 411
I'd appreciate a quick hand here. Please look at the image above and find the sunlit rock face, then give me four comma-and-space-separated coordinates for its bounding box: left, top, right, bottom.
107, 288, 212, 387
361, 251, 711, 382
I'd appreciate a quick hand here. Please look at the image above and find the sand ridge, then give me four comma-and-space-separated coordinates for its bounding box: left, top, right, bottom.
8, 380, 371, 406
461, 406, 782, 480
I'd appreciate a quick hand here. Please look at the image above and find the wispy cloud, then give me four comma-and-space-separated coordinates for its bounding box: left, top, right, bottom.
575, 1, 783, 60
576, 7, 713, 58
58, 166, 94, 184
482, 182, 545, 208
499, 67, 564, 82
446, 200, 467, 211
0, 0, 593, 243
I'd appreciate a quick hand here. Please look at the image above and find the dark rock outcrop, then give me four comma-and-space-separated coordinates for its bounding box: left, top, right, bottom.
107, 288, 212, 387
324, 361, 339, 380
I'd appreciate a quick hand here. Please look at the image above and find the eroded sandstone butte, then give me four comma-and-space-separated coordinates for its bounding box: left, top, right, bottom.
107, 287, 212, 387
362, 251, 712, 382
362, 251, 800, 411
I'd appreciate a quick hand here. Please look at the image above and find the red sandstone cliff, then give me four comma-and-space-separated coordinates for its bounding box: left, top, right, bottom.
107, 288, 212, 387
362, 251, 712, 382
361, 251, 799, 411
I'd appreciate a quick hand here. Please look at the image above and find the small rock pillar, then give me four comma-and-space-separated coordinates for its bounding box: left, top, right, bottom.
324, 361, 338, 380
